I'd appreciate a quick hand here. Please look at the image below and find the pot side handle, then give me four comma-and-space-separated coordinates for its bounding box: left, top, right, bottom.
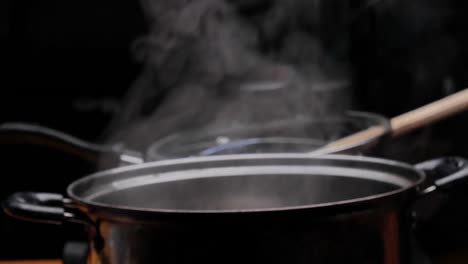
416, 157, 468, 195
3, 192, 66, 225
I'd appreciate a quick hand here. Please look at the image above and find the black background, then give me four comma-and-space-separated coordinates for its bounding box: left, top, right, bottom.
1, 0, 468, 262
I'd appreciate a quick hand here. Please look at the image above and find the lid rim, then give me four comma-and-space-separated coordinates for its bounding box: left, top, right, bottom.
67, 154, 425, 215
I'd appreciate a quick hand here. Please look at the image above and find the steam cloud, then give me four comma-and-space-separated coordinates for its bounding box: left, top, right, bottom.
105, 0, 353, 155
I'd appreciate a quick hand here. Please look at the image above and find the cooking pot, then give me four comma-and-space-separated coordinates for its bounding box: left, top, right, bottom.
0, 111, 389, 168
4, 154, 468, 264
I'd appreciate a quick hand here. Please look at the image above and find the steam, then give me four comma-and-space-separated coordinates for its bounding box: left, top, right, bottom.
105, 0, 352, 153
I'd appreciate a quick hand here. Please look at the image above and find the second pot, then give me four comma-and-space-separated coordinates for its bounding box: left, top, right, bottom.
0, 111, 390, 169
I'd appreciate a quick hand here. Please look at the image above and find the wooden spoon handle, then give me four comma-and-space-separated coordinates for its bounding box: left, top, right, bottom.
324, 125, 386, 149
326, 88, 468, 149
391, 88, 468, 137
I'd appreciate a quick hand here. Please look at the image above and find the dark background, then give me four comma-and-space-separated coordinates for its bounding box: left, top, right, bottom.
0, 0, 146, 259
1, 0, 468, 262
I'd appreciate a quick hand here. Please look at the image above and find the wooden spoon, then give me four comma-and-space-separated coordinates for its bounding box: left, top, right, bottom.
313, 88, 468, 154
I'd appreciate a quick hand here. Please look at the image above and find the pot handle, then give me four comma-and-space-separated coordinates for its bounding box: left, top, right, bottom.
416, 157, 468, 195
3, 192, 70, 225
0, 123, 143, 166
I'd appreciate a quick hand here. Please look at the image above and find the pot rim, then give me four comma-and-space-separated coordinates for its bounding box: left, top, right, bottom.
66, 154, 426, 217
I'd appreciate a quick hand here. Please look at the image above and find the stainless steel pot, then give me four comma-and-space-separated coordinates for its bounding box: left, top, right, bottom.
3, 154, 468, 264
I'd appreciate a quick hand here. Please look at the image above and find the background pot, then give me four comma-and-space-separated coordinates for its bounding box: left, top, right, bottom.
0, 111, 390, 168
